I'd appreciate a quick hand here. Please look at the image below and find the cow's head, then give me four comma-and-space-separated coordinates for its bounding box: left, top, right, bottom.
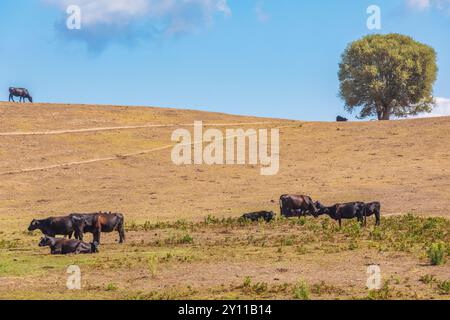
314, 201, 327, 216
28, 95, 33, 103
38, 236, 54, 247
28, 219, 41, 231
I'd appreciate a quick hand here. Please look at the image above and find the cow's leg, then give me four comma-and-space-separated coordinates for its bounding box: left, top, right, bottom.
93, 228, 101, 244
118, 221, 125, 244
357, 215, 364, 226
74, 243, 84, 254
338, 219, 342, 228
75, 230, 83, 241
8, 94, 13, 102
93, 231, 99, 244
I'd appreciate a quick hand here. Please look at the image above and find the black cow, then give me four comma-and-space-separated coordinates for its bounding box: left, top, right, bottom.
336, 116, 348, 122
9, 87, 33, 103
364, 202, 381, 226
28, 216, 76, 238
241, 211, 275, 222
280, 195, 319, 218
71, 212, 125, 244
316, 202, 366, 227
39, 236, 98, 255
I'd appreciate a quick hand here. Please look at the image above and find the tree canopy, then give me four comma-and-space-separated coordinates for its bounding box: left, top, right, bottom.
338, 34, 438, 120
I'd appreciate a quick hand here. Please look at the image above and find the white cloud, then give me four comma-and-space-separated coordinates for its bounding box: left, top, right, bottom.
407, 0, 431, 10
408, 97, 450, 118
44, 0, 231, 50
255, 2, 270, 23
45, 0, 150, 26
407, 0, 450, 12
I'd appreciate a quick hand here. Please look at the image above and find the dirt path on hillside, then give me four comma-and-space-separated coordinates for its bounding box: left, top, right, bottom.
0, 121, 278, 136
0, 124, 291, 176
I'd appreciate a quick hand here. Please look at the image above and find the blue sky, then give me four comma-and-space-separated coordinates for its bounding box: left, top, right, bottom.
0, 0, 449, 121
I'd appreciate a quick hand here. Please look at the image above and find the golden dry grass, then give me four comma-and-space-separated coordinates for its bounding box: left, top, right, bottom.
0, 102, 449, 300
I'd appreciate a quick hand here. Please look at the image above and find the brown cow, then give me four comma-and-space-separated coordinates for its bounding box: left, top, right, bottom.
279, 194, 319, 218
71, 212, 125, 244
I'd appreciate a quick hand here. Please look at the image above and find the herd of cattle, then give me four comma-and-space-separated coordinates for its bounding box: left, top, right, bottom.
242, 194, 381, 227
29, 195, 380, 256
29, 212, 124, 255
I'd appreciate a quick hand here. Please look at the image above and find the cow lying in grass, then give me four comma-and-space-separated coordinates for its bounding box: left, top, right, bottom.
39, 236, 98, 255
241, 211, 275, 222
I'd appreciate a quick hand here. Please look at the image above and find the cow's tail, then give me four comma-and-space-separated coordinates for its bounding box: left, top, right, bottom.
363, 204, 368, 226
375, 204, 381, 226
279, 196, 284, 217
117, 213, 126, 242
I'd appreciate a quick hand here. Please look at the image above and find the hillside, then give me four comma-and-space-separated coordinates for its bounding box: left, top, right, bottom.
0, 102, 449, 300
1, 102, 449, 226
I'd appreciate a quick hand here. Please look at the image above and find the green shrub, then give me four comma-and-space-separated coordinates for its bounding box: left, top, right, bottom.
367, 281, 393, 300
437, 280, 450, 295
178, 234, 194, 244
427, 242, 446, 266
293, 280, 310, 300
419, 274, 436, 285
243, 276, 252, 288
105, 283, 118, 291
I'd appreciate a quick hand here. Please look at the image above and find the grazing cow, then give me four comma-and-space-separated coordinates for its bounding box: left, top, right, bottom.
28, 216, 76, 238
364, 202, 381, 226
279, 194, 319, 218
9, 87, 33, 103
241, 211, 275, 222
39, 236, 98, 255
71, 212, 125, 244
336, 116, 348, 122
316, 202, 366, 227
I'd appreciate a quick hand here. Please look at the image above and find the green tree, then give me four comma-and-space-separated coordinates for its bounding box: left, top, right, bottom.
338, 34, 438, 120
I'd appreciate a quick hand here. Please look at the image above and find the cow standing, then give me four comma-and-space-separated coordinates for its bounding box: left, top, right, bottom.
71, 212, 125, 244
9, 87, 33, 103
364, 202, 381, 226
279, 195, 319, 218
316, 202, 366, 227
28, 216, 76, 238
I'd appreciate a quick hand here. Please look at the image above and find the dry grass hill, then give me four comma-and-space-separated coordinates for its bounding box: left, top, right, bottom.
0, 102, 449, 300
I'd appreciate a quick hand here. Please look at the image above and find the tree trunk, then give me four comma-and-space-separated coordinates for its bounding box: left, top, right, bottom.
377, 105, 391, 121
